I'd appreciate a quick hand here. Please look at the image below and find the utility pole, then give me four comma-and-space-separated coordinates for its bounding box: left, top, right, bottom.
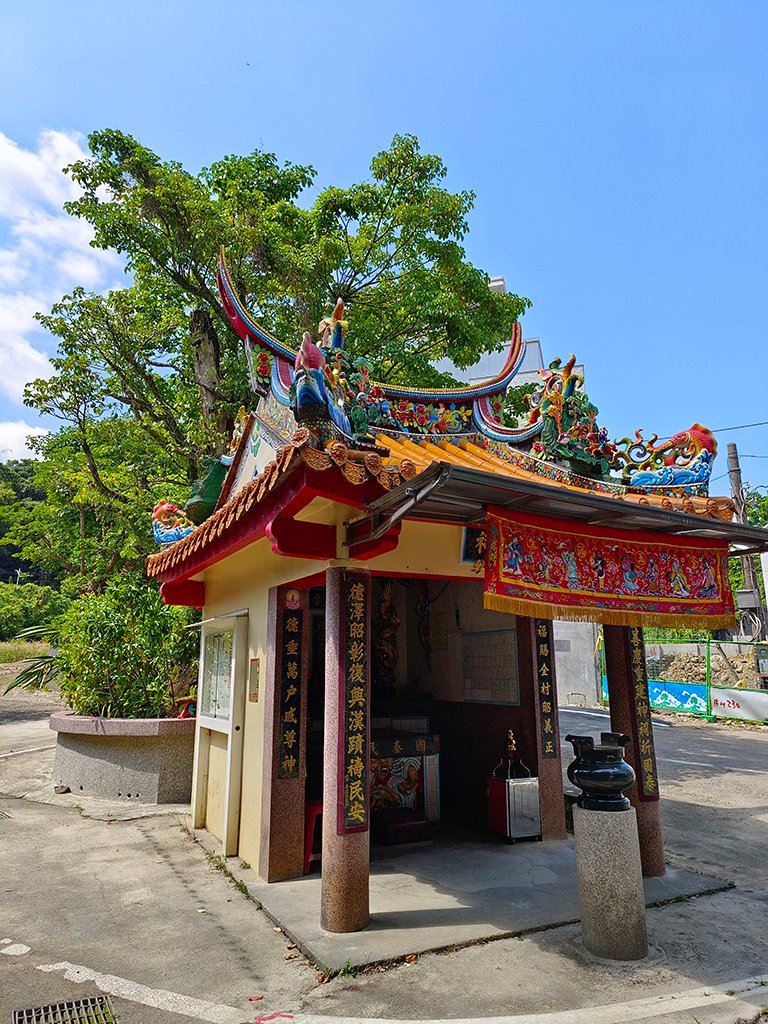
728, 441, 764, 638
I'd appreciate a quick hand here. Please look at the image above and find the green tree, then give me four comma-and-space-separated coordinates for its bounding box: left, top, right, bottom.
15, 130, 529, 592
1, 426, 163, 594
0, 460, 47, 585
501, 382, 538, 427
0, 582, 70, 640
64, 130, 528, 389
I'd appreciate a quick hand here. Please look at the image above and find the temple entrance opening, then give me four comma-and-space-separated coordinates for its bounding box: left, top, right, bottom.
304, 576, 542, 859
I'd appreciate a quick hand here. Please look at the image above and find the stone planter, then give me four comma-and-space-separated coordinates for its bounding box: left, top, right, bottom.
50, 711, 194, 804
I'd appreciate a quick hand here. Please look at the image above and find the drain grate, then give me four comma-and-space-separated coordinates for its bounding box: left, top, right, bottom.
13, 996, 116, 1023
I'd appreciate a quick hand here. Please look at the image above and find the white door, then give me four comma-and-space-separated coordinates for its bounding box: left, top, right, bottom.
191, 612, 248, 855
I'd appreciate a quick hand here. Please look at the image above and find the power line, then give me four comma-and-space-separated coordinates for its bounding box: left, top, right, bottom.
711, 420, 768, 434
656, 420, 768, 442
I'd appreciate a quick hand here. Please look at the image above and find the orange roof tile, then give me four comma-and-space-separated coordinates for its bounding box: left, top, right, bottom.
147, 429, 735, 582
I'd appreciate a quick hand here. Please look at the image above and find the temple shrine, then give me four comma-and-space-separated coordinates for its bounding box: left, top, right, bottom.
147, 252, 768, 933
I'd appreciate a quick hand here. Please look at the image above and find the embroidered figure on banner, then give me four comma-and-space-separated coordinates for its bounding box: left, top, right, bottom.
484, 508, 735, 629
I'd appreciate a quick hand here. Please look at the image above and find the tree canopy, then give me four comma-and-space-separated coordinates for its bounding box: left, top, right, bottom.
5, 131, 530, 594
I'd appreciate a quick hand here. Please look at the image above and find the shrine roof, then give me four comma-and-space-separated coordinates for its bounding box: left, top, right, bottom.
146, 430, 761, 585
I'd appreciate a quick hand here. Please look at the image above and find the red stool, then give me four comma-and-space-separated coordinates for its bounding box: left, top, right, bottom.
304, 800, 323, 874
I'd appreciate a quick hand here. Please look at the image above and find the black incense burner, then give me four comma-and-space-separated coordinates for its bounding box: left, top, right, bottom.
565, 732, 636, 811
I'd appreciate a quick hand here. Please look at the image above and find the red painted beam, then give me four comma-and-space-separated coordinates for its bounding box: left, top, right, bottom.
347, 521, 402, 561
160, 580, 205, 608
152, 461, 400, 586
266, 516, 336, 560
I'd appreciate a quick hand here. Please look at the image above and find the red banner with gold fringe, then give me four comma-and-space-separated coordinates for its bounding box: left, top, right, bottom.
483, 507, 735, 629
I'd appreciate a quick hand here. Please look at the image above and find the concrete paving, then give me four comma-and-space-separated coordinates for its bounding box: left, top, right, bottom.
233, 833, 727, 971
3, 685, 768, 1024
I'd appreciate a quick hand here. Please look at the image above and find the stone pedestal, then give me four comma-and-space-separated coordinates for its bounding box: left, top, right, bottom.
573, 805, 648, 960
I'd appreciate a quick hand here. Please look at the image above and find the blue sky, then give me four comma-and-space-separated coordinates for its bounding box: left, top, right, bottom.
0, 1, 765, 494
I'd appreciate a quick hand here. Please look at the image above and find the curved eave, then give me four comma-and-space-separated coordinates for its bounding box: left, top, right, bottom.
218, 251, 297, 361
473, 394, 543, 442
379, 323, 525, 402
219, 249, 526, 403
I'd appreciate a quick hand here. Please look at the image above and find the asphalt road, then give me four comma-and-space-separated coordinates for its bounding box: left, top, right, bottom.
2, 688, 768, 1024
559, 705, 768, 780
560, 705, 768, 891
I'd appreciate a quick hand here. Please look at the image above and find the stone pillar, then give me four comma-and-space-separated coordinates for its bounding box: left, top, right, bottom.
604, 624, 665, 877
518, 616, 566, 841
573, 804, 648, 960
321, 566, 371, 933
259, 586, 310, 882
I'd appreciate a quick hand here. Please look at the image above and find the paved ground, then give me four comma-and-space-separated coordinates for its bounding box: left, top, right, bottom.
242, 835, 724, 971
2, 684, 768, 1024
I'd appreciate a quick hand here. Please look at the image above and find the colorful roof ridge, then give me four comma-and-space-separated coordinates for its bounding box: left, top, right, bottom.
146, 430, 420, 578
147, 428, 735, 582
217, 249, 526, 402
374, 433, 734, 520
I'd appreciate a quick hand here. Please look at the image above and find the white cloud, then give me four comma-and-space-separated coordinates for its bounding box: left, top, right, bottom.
0, 130, 84, 217
0, 130, 125, 411
0, 420, 48, 460
0, 333, 53, 404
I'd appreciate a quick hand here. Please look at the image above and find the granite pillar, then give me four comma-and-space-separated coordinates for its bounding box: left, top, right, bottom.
321, 566, 371, 933
259, 586, 310, 882
604, 624, 665, 877
573, 805, 648, 960
517, 616, 566, 841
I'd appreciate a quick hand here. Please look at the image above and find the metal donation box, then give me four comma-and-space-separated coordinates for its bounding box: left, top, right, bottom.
486, 776, 541, 839
486, 728, 541, 840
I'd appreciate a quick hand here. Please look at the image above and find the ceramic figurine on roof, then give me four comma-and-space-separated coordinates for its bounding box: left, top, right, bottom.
291, 308, 353, 440
152, 501, 196, 546
222, 406, 248, 465
318, 298, 347, 349
612, 424, 717, 489
290, 298, 401, 445
525, 355, 617, 479
215, 248, 721, 503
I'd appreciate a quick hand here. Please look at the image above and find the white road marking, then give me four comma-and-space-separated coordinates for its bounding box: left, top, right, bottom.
1, 943, 30, 955
294, 973, 768, 1024
0, 745, 56, 759
27, 965, 768, 1024
17, 950, 768, 1024
659, 756, 768, 775
37, 962, 245, 1023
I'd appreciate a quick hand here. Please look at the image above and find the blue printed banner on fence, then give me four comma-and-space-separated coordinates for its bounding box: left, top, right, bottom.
648, 680, 707, 714
602, 676, 706, 714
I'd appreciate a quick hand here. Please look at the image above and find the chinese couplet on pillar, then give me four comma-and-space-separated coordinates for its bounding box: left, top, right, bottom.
629, 625, 659, 798
277, 602, 302, 779
340, 572, 370, 832
534, 619, 558, 759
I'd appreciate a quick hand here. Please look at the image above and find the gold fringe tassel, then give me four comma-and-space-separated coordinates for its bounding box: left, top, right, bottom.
483, 591, 736, 631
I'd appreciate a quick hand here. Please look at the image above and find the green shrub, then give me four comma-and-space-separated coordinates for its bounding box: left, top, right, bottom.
0, 582, 70, 641
53, 576, 198, 718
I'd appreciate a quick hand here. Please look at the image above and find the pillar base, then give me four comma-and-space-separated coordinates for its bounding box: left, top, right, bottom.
573, 805, 648, 961
320, 831, 370, 933
635, 800, 666, 877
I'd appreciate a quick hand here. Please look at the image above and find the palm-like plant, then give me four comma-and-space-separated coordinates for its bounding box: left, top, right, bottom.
4, 624, 60, 693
